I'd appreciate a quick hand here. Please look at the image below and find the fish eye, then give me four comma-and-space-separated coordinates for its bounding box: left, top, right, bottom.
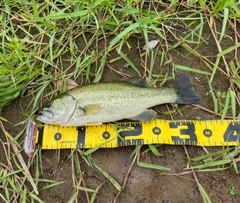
46, 102, 52, 108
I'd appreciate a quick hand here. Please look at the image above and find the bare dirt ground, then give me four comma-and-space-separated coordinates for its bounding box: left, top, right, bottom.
1, 20, 240, 203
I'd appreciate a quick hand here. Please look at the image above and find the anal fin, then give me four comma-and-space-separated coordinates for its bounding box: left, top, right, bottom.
129, 109, 157, 122
84, 122, 102, 126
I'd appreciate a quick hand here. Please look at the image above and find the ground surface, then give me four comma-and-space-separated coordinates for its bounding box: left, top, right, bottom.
0, 2, 240, 203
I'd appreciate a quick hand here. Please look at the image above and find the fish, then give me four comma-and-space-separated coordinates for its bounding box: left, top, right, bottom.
35, 73, 201, 126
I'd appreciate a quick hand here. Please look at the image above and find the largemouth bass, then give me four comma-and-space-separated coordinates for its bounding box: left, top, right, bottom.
36, 73, 201, 126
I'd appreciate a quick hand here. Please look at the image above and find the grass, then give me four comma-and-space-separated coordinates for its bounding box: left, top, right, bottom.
0, 0, 240, 202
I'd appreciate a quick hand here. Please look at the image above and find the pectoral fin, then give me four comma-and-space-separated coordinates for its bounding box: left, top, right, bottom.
129, 109, 157, 121
84, 104, 102, 116
84, 122, 102, 126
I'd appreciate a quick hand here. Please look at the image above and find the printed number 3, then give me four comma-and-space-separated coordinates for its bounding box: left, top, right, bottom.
170, 122, 197, 145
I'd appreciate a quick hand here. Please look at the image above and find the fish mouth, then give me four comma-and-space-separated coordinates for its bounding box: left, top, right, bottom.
38, 111, 43, 116
37, 109, 53, 117
35, 109, 55, 124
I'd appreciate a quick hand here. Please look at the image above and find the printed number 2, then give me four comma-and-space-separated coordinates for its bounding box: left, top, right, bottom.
118, 124, 143, 146
170, 122, 197, 145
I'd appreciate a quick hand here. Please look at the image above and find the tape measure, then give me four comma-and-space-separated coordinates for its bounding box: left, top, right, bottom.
24, 119, 240, 157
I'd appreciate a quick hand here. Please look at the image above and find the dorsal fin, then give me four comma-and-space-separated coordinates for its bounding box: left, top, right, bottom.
120, 77, 148, 87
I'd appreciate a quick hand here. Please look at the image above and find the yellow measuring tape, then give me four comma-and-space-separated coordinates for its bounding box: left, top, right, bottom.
35, 119, 240, 149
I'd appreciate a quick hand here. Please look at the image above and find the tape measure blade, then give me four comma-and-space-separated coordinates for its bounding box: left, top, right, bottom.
34, 119, 240, 150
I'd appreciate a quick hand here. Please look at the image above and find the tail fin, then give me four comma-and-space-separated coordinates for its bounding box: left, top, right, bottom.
168, 73, 201, 104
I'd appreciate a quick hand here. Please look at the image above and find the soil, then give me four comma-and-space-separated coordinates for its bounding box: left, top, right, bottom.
0, 18, 240, 203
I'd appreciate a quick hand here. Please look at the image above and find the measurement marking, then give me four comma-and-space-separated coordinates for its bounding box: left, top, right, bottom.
31, 120, 240, 150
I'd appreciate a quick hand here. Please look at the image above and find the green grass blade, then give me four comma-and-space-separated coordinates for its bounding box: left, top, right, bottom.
75, 186, 96, 193
92, 0, 106, 9
208, 78, 218, 114
43, 10, 89, 20
230, 89, 236, 119
31, 82, 51, 111
219, 8, 229, 42
118, 50, 141, 76
221, 89, 231, 120
92, 162, 122, 192
210, 57, 220, 83
31, 0, 39, 18
29, 193, 44, 203
148, 144, 161, 157
217, 43, 240, 57
40, 181, 66, 190
92, 55, 106, 83
174, 64, 211, 75
83, 136, 117, 156
130, 145, 142, 158
90, 182, 105, 203
197, 183, 212, 203
186, 159, 231, 170
137, 161, 170, 171
108, 22, 139, 50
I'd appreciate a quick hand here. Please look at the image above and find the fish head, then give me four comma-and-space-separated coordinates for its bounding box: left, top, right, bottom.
35, 94, 80, 125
